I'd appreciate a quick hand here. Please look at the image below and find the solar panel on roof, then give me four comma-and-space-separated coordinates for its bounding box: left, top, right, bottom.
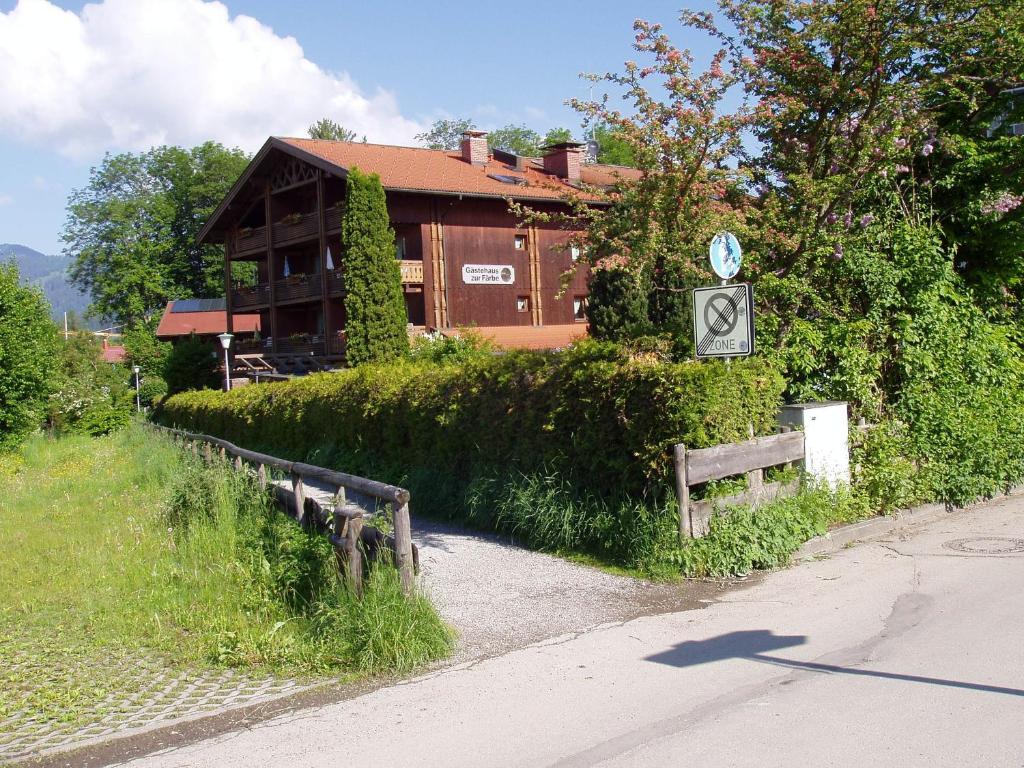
487, 174, 528, 186
170, 298, 226, 313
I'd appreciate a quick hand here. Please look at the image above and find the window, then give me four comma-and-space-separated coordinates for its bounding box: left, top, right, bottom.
570, 245, 581, 262
395, 236, 406, 260
514, 235, 526, 250
573, 296, 587, 322
517, 296, 530, 313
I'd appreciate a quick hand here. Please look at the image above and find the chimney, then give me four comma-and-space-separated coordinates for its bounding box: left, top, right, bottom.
460, 130, 489, 166
542, 142, 584, 182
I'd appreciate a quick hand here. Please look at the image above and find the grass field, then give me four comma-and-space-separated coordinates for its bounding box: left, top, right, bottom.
0, 427, 452, 730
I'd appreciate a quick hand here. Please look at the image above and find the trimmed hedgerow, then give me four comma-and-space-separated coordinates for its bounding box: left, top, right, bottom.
157, 341, 784, 565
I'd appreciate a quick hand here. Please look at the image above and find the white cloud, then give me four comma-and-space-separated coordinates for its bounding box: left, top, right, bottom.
0, 0, 425, 158
0, 194, 13, 206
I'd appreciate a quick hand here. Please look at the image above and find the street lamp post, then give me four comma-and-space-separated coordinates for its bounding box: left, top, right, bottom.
217, 333, 234, 392
132, 365, 141, 412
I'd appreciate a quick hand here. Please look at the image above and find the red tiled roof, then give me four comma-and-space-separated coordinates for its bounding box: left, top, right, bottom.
279, 138, 639, 203
156, 301, 260, 339
448, 324, 588, 350
101, 345, 126, 363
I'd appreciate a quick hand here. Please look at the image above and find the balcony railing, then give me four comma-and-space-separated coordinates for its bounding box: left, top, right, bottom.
399, 260, 424, 284
326, 268, 345, 295
272, 212, 319, 246
278, 334, 326, 355
275, 273, 322, 303
236, 337, 271, 354
236, 226, 266, 255
232, 283, 270, 309
328, 333, 346, 356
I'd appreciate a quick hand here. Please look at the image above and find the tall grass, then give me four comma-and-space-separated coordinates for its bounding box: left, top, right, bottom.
0, 427, 452, 725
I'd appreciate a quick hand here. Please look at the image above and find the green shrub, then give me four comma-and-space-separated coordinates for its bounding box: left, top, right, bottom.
163, 334, 219, 394
0, 263, 59, 449
408, 328, 495, 365
672, 485, 867, 577
138, 375, 168, 407
48, 332, 133, 436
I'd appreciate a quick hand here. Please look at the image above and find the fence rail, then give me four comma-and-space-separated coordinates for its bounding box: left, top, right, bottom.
150, 424, 415, 594
674, 427, 805, 540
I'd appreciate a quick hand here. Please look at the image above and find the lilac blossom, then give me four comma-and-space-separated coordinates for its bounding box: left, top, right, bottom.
981, 193, 1023, 216
860, 213, 875, 228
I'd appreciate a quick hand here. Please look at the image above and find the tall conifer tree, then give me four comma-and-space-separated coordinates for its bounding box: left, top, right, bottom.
341, 168, 409, 365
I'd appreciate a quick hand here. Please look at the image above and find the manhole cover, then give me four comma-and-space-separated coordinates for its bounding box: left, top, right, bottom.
942, 536, 1024, 555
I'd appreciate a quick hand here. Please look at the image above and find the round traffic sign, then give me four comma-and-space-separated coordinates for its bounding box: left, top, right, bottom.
709, 232, 742, 280
703, 291, 740, 336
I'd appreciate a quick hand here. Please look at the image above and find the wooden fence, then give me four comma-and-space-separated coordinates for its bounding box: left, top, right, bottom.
674, 427, 805, 540
150, 424, 415, 595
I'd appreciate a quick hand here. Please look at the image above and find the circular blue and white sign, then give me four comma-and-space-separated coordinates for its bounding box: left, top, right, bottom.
709, 232, 742, 280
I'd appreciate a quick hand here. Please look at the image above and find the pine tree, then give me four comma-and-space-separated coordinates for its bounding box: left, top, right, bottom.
342, 168, 409, 365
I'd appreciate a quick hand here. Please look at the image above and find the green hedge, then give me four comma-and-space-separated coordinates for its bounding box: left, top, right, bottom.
158, 343, 783, 530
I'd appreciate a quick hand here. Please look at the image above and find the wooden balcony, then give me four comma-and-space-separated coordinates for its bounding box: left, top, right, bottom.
232, 283, 270, 309
275, 273, 322, 303
325, 206, 343, 234
328, 333, 346, 356
272, 211, 320, 247
399, 260, 424, 284
327, 268, 345, 295
236, 226, 267, 255
278, 334, 326, 355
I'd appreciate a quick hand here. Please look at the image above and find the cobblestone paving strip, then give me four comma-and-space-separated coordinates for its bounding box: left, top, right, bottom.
0, 657, 317, 763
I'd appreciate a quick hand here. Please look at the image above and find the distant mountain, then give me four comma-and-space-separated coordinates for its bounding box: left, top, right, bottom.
0, 243, 95, 327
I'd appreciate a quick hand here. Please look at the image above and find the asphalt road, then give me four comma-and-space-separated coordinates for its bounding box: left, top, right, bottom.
122, 496, 1024, 768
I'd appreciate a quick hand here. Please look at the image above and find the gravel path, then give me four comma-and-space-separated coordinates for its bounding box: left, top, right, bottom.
412, 519, 707, 663
284, 476, 716, 664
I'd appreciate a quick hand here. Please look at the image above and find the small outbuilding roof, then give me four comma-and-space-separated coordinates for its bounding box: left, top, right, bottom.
156, 299, 260, 339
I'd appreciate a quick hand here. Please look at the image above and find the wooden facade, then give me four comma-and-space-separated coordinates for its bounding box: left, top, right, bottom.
199, 136, 627, 364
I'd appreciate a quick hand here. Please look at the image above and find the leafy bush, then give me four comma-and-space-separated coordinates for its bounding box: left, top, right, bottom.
163, 334, 220, 394
48, 332, 133, 436
0, 263, 59, 449
408, 328, 495, 365
672, 485, 867, 577
138, 375, 169, 407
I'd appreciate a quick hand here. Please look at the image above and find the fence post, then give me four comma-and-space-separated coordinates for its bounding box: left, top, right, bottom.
673, 444, 691, 542
778, 425, 793, 471
219, 446, 226, 462
393, 500, 415, 595
346, 516, 364, 597
234, 454, 243, 472
291, 472, 306, 523
257, 463, 267, 489
746, 424, 764, 492
203, 443, 212, 464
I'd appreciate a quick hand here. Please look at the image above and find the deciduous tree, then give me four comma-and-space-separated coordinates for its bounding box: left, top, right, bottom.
63, 142, 250, 325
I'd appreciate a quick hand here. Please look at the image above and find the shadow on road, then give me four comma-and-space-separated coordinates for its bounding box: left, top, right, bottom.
646, 630, 1024, 698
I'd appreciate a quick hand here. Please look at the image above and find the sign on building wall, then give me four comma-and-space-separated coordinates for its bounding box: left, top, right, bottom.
462, 264, 516, 285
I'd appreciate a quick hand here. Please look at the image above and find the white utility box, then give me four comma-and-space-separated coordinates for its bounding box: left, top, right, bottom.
778, 401, 850, 487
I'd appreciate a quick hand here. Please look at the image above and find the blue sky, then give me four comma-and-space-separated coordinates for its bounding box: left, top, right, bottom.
0, 0, 719, 255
